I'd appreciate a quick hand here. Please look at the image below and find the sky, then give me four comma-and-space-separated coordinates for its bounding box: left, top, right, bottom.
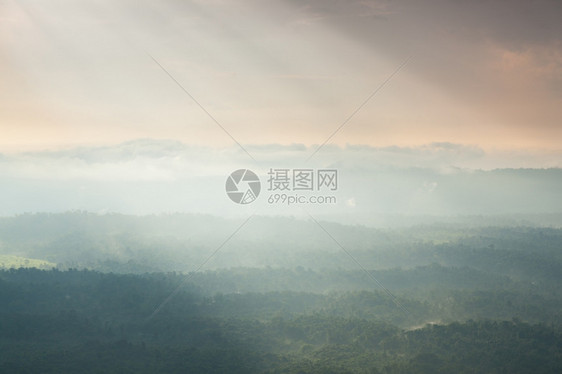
1, 0, 561, 156
1, 0, 562, 219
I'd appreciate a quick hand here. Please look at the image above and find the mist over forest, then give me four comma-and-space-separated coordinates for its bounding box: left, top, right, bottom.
1, 132, 561, 374
1, 211, 561, 373
1, 140, 562, 221
2, 0, 562, 371
1, 143, 562, 374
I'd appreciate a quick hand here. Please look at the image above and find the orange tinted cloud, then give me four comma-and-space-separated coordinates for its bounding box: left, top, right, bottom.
0, 0, 561, 154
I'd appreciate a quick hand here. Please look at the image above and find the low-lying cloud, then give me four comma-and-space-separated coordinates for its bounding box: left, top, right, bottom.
0, 139, 561, 220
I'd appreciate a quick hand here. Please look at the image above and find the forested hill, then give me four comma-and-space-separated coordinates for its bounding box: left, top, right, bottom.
1, 268, 561, 374
1, 212, 562, 274
1, 213, 561, 372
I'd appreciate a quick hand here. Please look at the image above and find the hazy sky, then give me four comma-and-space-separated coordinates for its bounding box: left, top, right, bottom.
2, 0, 561, 158
0, 139, 561, 219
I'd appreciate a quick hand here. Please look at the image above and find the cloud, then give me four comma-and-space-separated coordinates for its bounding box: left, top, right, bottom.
284, 0, 392, 25
0, 139, 561, 217
0, 139, 559, 185
1, 0, 561, 151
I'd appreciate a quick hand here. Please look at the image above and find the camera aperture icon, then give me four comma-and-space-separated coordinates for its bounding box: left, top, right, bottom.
225, 169, 261, 204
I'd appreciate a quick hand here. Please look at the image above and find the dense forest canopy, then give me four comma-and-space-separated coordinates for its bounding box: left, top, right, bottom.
1, 212, 561, 372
